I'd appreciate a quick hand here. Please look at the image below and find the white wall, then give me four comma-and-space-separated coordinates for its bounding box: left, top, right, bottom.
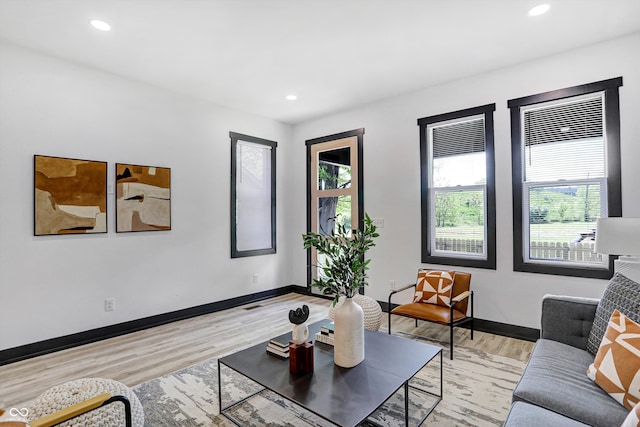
288, 33, 640, 329
2, 33, 639, 351
0, 42, 293, 350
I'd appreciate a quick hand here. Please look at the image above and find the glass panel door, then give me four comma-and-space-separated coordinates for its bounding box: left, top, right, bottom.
307, 130, 363, 293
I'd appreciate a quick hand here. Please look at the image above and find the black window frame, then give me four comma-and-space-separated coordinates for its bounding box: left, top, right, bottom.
418, 103, 497, 269
230, 131, 277, 258
508, 77, 622, 278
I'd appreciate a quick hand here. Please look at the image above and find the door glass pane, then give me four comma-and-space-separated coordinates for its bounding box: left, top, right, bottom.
433, 189, 485, 255
318, 148, 351, 190
318, 195, 352, 236
316, 195, 352, 282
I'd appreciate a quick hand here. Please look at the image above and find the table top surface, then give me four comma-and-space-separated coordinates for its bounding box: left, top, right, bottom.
219, 319, 441, 427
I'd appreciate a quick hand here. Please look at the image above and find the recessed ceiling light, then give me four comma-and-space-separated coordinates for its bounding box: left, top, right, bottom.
90, 19, 111, 31
528, 4, 550, 16
286, 94, 297, 101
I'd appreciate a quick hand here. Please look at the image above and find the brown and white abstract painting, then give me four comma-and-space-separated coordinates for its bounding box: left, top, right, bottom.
34, 155, 107, 236
116, 163, 171, 232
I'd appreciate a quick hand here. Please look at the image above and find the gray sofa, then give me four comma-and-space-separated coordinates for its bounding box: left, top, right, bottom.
504, 294, 629, 427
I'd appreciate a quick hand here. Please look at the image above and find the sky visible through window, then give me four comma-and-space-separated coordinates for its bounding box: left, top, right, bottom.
433, 152, 485, 187
525, 138, 604, 182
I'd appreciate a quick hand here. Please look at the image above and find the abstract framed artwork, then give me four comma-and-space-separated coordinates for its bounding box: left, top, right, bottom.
116, 163, 171, 232
34, 155, 108, 236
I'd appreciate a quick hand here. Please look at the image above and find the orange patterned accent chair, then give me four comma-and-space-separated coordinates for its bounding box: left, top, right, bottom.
388, 270, 473, 359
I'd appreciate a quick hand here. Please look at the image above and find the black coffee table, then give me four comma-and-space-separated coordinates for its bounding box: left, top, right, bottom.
218, 320, 442, 426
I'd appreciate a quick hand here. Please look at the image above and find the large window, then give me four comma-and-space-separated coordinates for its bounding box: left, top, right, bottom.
509, 77, 622, 278
230, 132, 277, 258
418, 104, 496, 269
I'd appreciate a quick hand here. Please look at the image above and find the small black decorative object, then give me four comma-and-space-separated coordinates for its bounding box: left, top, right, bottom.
289, 305, 309, 325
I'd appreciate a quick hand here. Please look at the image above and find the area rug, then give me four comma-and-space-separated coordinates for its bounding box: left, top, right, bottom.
134, 342, 526, 426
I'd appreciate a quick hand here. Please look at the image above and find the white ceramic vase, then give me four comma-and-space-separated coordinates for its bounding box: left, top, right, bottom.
333, 296, 365, 368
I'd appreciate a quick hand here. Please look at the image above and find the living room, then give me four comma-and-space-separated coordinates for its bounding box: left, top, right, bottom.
1, 1, 640, 426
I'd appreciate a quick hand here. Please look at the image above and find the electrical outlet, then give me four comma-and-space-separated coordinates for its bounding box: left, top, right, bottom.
389, 280, 396, 290
105, 298, 115, 312
372, 218, 384, 228
252, 274, 259, 284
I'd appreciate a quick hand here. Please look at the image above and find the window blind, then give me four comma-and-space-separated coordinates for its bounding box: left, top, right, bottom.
524, 97, 603, 146
432, 118, 485, 158
524, 95, 605, 182
236, 140, 273, 252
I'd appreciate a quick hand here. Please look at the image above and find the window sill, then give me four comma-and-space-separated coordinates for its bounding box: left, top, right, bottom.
513, 260, 612, 279
422, 254, 496, 270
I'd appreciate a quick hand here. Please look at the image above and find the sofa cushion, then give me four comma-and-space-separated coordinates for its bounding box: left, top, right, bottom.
540, 295, 598, 350
413, 270, 455, 307
587, 273, 640, 355
513, 339, 628, 427
503, 401, 589, 427
587, 309, 640, 410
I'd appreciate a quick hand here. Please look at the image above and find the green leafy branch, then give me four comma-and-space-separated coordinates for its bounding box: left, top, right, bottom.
302, 213, 379, 306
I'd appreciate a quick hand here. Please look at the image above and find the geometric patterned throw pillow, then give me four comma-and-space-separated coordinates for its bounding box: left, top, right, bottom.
586, 309, 640, 410
587, 273, 640, 356
621, 401, 640, 427
413, 270, 455, 307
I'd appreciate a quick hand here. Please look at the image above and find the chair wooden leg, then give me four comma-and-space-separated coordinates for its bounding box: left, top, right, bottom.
388, 310, 391, 335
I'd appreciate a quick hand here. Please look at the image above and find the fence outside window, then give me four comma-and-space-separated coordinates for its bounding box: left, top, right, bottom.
435, 238, 602, 263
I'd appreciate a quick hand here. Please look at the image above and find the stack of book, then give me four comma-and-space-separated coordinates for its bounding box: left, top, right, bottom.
314, 321, 335, 346
266, 338, 290, 359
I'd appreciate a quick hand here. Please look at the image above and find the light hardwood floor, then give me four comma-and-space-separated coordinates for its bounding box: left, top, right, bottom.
1, 293, 534, 408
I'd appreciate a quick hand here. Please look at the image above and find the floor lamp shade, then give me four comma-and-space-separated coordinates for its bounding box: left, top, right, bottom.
595, 217, 640, 283
594, 217, 640, 257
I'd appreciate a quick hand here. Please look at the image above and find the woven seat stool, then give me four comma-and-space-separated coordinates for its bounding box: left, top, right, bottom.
328, 294, 383, 331
28, 378, 144, 427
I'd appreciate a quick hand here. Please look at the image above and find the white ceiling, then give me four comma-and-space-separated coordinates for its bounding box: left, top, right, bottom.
1, 0, 639, 124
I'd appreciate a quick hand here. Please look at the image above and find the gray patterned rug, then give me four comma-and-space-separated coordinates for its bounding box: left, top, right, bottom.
133, 340, 526, 426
